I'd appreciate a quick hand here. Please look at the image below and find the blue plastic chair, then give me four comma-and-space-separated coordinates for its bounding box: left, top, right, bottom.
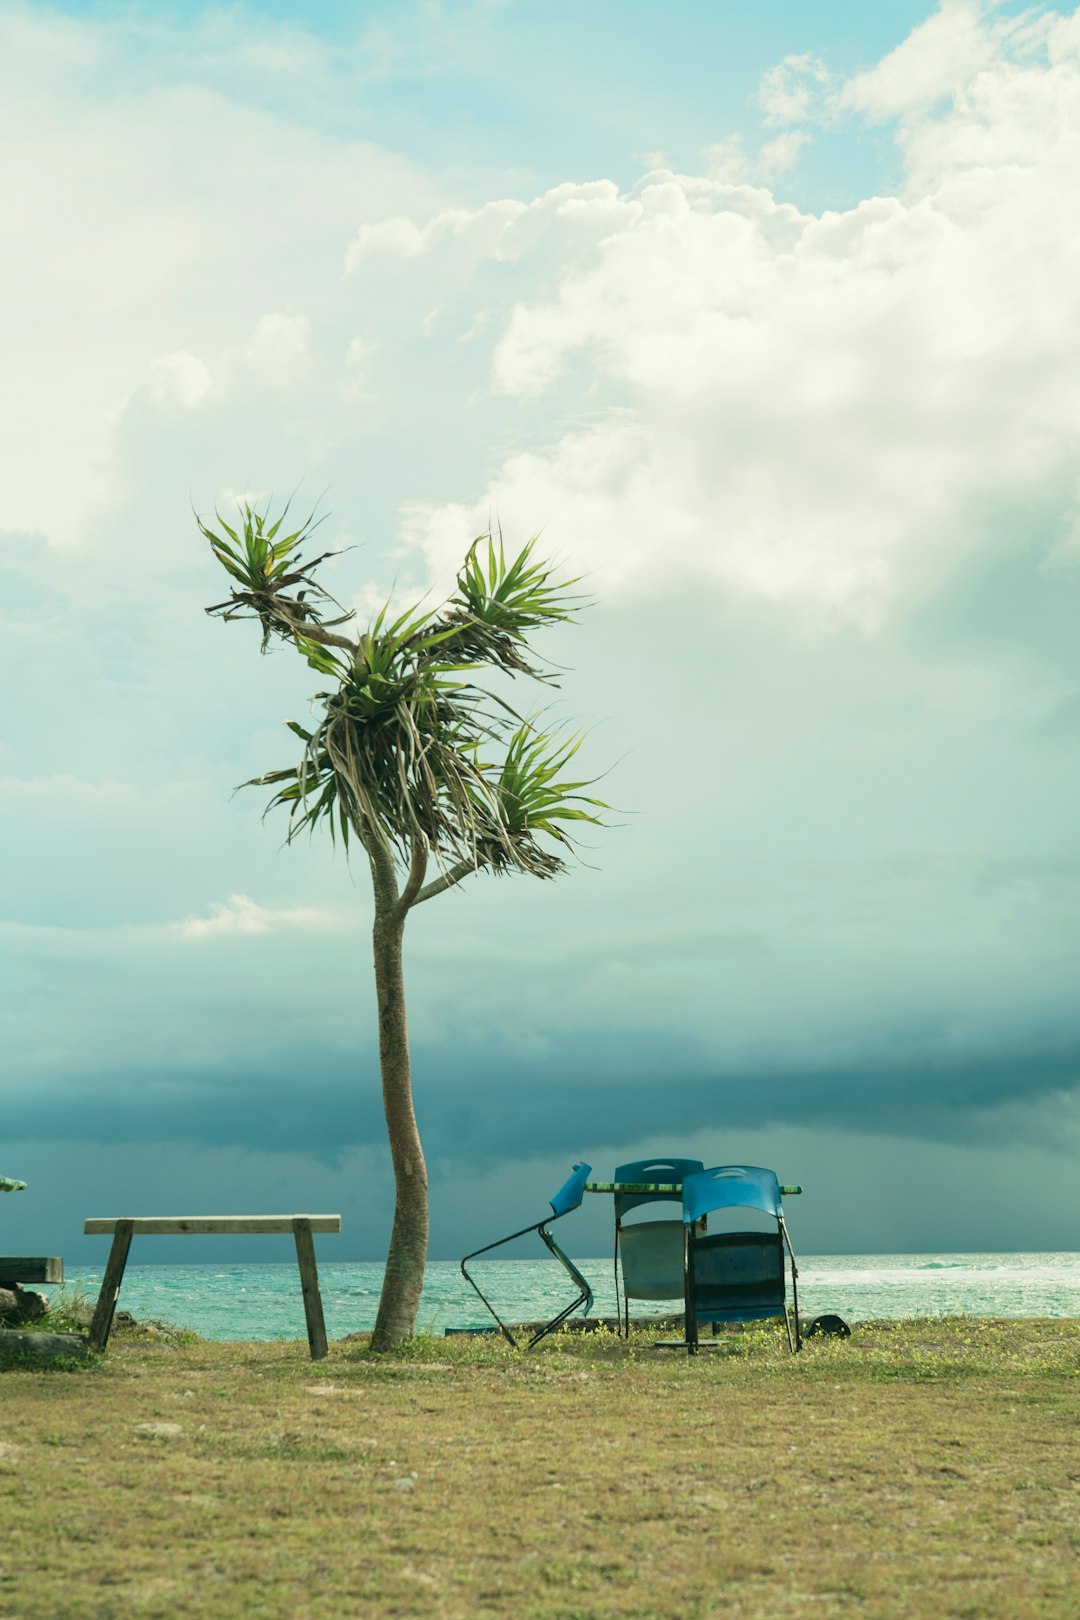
613, 1157, 704, 1335
460, 1163, 593, 1348
657, 1165, 801, 1355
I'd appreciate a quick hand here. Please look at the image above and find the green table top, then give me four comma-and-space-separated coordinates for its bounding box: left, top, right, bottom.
586, 1181, 802, 1196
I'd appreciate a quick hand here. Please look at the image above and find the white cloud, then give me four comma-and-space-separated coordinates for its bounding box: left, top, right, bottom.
343, 199, 531, 272
703, 134, 751, 181
345, 215, 428, 266
703, 130, 808, 185
147, 351, 213, 410
6, 1, 1079, 631
215, 485, 270, 512
175, 893, 334, 940
393, 13, 1080, 625
341, 335, 375, 398
349, 578, 434, 625
758, 52, 836, 126
759, 130, 810, 176
344, 183, 628, 276
245, 312, 312, 385
0, 7, 441, 550
839, 0, 1008, 123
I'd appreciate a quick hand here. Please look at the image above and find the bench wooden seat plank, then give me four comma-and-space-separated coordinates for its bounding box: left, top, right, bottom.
83, 1214, 341, 1359
0, 1257, 64, 1284
84, 1216, 340, 1236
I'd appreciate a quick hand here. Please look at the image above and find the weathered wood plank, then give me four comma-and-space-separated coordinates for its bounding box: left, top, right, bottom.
292, 1218, 329, 1361
88, 1220, 133, 1353
0, 1257, 64, 1283
84, 1215, 341, 1236
0, 1330, 89, 1362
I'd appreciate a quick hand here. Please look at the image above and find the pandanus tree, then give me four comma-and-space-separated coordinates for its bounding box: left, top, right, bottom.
199, 502, 608, 1349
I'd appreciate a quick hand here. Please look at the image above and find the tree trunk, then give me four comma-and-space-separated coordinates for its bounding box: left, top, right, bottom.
369, 884, 429, 1351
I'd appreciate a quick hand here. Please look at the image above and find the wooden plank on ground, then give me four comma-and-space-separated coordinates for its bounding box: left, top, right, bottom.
0, 1257, 63, 1283
0, 1330, 89, 1362
84, 1215, 341, 1236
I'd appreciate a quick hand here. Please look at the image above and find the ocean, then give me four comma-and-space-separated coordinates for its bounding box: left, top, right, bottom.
51, 1251, 1080, 1342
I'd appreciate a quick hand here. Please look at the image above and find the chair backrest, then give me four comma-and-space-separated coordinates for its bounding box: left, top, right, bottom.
613, 1157, 704, 1220
682, 1167, 790, 1328
617, 1219, 686, 1302
688, 1230, 787, 1323
548, 1162, 592, 1218
681, 1165, 783, 1226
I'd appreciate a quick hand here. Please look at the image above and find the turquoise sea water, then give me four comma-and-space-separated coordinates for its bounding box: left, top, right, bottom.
53, 1252, 1080, 1342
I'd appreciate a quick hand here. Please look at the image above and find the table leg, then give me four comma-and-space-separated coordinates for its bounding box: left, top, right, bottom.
88, 1220, 134, 1353
292, 1218, 329, 1360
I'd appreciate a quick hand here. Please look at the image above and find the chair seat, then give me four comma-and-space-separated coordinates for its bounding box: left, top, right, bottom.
617, 1220, 684, 1301
693, 1302, 787, 1323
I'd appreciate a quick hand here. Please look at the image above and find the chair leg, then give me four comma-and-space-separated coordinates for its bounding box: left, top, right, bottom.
781, 1218, 801, 1353
529, 1225, 593, 1347
459, 1255, 520, 1348
683, 1228, 698, 1355
460, 1218, 551, 1349
460, 1210, 591, 1352
526, 1292, 589, 1349
614, 1234, 625, 1338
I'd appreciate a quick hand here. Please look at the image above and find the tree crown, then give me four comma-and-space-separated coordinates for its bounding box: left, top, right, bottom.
200, 502, 609, 891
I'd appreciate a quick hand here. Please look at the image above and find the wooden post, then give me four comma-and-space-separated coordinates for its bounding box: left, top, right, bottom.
88, 1219, 134, 1353
292, 1217, 329, 1361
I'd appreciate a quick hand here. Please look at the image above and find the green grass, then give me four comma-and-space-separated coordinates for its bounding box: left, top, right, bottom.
1, 1316, 1078, 1618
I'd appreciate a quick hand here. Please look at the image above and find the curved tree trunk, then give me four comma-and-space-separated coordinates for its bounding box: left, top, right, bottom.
369, 857, 429, 1351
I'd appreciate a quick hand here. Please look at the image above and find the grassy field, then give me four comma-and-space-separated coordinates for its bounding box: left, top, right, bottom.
1, 1315, 1077, 1619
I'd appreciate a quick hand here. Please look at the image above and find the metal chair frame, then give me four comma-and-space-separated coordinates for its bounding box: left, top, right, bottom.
460, 1163, 593, 1349
612, 1157, 704, 1336
654, 1165, 802, 1356
681, 1216, 801, 1354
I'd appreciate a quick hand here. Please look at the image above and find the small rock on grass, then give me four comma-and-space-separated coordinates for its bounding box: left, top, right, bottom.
0, 1286, 48, 1323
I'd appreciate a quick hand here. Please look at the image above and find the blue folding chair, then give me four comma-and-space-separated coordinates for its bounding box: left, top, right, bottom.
460, 1163, 593, 1349
656, 1165, 801, 1355
613, 1157, 704, 1335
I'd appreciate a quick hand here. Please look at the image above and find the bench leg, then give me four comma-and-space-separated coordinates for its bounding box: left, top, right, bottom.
88, 1220, 134, 1353
292, 1218, 329, 1361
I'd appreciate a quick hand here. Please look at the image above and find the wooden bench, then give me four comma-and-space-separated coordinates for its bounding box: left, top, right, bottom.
0, 1257, 64, 1326
0, 1257, 63, 1285
83, 1215, 341, 1360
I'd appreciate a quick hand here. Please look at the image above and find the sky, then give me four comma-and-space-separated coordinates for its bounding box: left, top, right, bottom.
3, 0, 1080, 1269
